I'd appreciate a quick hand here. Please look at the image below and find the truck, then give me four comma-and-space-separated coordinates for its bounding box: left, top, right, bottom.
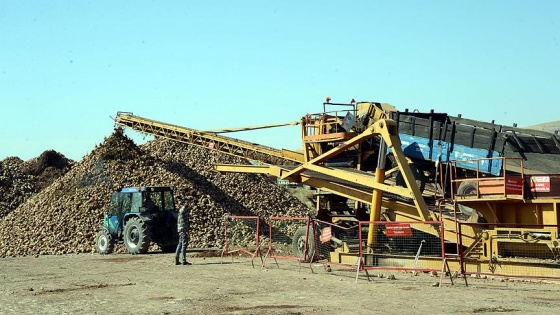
95, 186, 178, 255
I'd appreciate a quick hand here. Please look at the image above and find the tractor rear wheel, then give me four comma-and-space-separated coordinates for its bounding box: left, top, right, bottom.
95, 229, 115, 255
124, 217, 152, 254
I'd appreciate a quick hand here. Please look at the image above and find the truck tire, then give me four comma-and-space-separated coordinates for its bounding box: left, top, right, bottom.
292, 226, 316, 262
456, 181, 477, 216
395, 163, 426, 193
95, 229, 115, 255
124, 217, 152, 254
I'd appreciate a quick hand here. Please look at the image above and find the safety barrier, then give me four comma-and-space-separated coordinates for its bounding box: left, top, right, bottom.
221, 215, 262, 268
220, 215, 560, 282
307, 219, 362, 274
264, 217, 310, 270
457, 222, 560, 280
356, 221, 448, 282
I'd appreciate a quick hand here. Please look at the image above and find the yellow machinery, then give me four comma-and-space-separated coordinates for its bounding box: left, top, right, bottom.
115, 101, 560, 277
114, 112, 303, 166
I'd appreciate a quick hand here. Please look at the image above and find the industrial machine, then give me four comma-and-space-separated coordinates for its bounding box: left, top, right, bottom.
95, 186, 178, 255
114, 100, 560, 276
356, 102, 560, 193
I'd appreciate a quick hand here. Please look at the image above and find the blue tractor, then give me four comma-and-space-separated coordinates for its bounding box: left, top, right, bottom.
95, 186, 178, 254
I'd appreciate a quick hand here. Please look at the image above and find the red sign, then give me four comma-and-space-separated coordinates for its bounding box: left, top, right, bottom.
386, 224, 412, 237
530, 176, 550, 192
505, 177, 523, 195
320, 227, 332, 243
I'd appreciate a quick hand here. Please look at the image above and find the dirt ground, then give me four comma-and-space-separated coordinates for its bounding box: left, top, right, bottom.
1, 252, 560, 315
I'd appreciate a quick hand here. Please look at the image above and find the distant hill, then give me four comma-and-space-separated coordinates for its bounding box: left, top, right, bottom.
524, 121, 560, 134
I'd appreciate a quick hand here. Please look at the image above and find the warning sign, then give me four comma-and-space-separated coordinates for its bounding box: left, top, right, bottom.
505, 177, 523, 195
342, 112, 356, 131
320, 227, 332, 243
530, 176, 550, 192
386, 223, 412, 237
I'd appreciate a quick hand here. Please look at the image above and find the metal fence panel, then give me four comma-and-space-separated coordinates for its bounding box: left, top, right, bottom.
264, 217, 310, 267
358, 221, 445, 273
221, 215, 262, 267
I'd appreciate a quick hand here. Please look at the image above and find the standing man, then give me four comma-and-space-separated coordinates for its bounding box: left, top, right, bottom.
175, 199, 191, 265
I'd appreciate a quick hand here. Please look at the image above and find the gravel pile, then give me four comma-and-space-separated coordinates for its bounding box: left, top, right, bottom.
0, 131, 312, 257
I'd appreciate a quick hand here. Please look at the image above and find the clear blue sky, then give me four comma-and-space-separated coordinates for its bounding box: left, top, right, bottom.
1, 1, 559, 161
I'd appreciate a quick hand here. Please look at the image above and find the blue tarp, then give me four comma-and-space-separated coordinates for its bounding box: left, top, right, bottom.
391, 134, 502, 176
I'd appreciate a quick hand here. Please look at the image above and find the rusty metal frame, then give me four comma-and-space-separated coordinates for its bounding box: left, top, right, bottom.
221, 215, 263, 268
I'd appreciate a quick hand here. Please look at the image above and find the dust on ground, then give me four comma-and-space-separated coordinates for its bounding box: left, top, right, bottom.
1, 253, 559, 314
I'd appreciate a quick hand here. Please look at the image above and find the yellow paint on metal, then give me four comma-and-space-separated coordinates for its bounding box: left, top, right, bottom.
367, 168, 385, 249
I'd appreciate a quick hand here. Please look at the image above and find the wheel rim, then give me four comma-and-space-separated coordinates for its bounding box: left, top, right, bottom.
128, 227, 140, 247
297, 236, 305, 253
98, 235, 108, 250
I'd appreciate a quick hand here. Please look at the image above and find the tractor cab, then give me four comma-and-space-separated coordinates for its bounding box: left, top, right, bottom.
96, 186, 178, 255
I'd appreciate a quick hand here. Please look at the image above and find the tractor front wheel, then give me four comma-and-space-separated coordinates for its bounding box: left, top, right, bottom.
95, 229, 115, 255
124, 217, 152, 254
